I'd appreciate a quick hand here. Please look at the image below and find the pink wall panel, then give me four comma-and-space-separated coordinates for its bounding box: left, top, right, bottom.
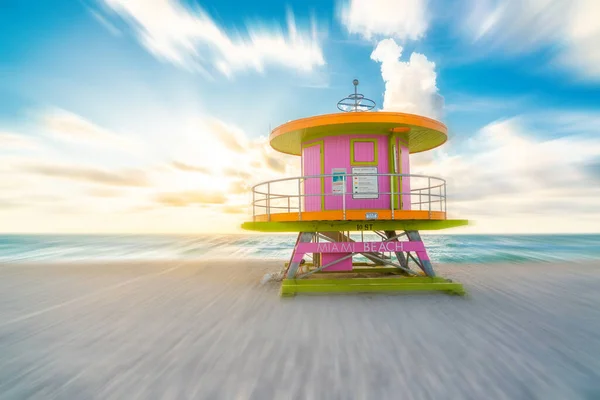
303, 134, 390, 210
321, 253, 353, 271
302, 143, 322, 211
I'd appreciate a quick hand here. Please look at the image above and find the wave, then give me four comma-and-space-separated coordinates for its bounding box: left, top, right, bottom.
1, 234, 599, 264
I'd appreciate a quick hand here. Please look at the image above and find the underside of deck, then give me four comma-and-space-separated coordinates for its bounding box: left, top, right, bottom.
241, 219, 468, 232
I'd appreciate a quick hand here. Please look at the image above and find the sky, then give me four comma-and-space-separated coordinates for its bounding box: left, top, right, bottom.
1, 0, 600, 234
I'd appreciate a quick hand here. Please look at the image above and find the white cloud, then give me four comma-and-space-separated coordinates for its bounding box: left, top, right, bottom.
19, 162, 151, 187
162, 116, 297, 181
371, 38, 443, 119
103, 0, 325, 77
0, 132, 39, 150
339, 0, 429, 41
462, 0, 600, 80
412, 112, 600, 232
42, 108, 139, 151
1, 102, 301, 232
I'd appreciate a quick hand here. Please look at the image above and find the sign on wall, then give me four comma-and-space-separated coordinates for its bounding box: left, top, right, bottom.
351, 167, 378, 199
331, 168, 347, 195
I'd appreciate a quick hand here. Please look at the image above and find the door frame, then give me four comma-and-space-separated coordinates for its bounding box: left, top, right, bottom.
301, 140, 325, 211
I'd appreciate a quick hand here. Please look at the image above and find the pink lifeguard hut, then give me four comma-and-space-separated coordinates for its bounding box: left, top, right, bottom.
242, 80, 468, 296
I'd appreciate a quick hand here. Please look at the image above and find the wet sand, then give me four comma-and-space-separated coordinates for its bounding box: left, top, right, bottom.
1, 260, 599, 399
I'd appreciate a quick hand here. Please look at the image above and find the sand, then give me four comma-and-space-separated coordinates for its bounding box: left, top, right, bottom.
0, 259, 599, 400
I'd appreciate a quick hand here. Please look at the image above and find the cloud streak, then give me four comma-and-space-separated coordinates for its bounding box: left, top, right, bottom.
21, 164, 150, 187
103, 0, 325, 77
170, 161, 211, 174
461, 0, 600, 81
42, 108, 138, 150
155, 190, 227, 207
413, 111, 600, 228
0, 132, 39, 151
339, 0, 429, 41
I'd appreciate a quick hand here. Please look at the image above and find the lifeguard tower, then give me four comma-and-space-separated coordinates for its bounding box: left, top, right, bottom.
242, 80, 468, 296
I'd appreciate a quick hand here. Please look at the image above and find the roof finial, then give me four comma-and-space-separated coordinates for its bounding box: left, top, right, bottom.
337, 79, 376, 112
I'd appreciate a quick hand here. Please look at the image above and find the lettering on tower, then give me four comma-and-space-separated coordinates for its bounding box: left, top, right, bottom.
296, 241, 426, 254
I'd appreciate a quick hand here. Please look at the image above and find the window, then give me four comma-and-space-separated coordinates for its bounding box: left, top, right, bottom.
350, 138, 378, 166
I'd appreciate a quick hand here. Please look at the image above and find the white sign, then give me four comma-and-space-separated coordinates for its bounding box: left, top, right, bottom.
331, 168, 346, 195
351, 167, 378, 199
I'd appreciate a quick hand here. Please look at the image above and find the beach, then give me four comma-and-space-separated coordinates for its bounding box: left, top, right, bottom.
1, 260, 600, 399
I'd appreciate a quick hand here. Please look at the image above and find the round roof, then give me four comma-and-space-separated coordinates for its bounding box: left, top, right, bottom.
270, 112, 448, 156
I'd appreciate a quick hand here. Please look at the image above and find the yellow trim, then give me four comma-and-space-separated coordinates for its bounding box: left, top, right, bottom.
301, 140, 325, 211
396, 136, 402, 210
302, 132, 388, 145
253, 210, 446, 222
388, 134, 397, 210
350, 138, 378, 166
270, 112, 447, 156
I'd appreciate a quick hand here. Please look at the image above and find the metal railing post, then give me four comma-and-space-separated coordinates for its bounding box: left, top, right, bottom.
252, 189, 255, 222
287, 197, 290, 213
444, 181, 447, 217
298, 178, 302, 221
390, 174, 394, 219
428, 177, 431, 219
267, 182, 271, 222
342, 175, 346, 220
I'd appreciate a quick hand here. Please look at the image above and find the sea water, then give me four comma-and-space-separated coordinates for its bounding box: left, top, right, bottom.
1, 234, 599, 264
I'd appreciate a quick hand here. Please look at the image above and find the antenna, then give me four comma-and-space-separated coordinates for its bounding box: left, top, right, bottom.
337, 79, 376, 112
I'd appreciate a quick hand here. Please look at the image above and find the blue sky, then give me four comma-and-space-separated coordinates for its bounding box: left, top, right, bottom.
1, 0, 600, 233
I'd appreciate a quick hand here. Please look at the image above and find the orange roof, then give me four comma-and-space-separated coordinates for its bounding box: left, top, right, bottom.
270, 112, 448, 156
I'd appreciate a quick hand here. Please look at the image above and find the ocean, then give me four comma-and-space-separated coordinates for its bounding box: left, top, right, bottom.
1, 233, 599, 264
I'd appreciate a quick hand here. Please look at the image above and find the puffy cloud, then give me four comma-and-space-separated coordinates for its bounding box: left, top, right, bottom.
371, 38, 443, 119
103, 0, 325, 77
339, 0, 429, 41
461, 0, 600, 81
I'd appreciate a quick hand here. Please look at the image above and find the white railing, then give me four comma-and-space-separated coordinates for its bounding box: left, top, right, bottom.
251, 173, 447, 222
